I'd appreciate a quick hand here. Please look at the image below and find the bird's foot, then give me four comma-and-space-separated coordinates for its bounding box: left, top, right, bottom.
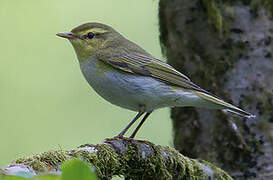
104, 136, 124, 142
104, 135, 136, 143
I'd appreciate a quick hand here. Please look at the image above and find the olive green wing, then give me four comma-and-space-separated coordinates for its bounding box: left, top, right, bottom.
98, 51, 206, 92
98, 51, 254, 118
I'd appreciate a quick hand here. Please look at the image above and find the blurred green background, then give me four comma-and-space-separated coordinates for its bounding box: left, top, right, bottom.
0, 0, 172, 167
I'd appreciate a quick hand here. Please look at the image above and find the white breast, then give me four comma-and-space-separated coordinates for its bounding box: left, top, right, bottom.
79, 59, 206, 112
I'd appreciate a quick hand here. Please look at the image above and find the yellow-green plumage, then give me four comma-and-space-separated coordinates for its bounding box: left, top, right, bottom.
57, 22, 254, 138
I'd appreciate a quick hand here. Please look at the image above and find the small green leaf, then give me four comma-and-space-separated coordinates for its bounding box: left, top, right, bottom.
0, 175, 26, 180
61, 159, 97, 180
1, 159, 97, 180
31, 175, 60, 180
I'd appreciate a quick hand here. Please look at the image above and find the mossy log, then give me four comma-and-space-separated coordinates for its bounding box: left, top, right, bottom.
1, 137, 232, 180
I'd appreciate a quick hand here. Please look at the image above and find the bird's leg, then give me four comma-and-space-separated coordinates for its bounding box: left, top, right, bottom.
116, 111, 144, 137
129, 111, 152, 139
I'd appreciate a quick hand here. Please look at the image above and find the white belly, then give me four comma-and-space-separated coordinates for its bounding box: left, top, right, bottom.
80, 59, 205, 112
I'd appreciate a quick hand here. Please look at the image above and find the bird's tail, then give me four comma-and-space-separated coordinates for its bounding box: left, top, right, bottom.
194, 91, 255, 118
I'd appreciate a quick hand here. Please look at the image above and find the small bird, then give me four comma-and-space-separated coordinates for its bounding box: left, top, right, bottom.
57, 22, 254, 138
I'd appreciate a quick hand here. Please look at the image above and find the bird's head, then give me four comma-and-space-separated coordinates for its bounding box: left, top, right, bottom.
57, 22, 121, 61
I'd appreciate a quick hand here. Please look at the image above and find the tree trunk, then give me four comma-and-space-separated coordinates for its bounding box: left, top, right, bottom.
159, 0, 273, 179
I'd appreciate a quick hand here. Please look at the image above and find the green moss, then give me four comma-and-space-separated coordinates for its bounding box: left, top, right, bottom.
14, 150, 69, 172
251, 0, 273, 17
158, 0, 169, 57
95, 144, 123, 177
241, 85, 272, 130
202, 0, 223, 37
200, 160, 233, 180
160, 146, 207, 179
73, 143, 122, 179
264, 0, 273, 14
120, 141, 171, 179
9, 138, 233, 179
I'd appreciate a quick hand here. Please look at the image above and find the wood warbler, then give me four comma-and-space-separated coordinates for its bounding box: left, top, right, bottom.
57, 23, 254, 138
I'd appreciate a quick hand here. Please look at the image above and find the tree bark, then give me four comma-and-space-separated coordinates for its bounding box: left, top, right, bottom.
1, 138, 232, 180
159, 0, 273, 179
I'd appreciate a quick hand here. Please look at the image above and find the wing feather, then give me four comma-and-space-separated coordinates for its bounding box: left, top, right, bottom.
99, 50, 208, 93
96, 48, 254, 118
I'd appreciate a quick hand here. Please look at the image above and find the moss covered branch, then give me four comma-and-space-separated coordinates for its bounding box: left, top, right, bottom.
1, 137, 232, 179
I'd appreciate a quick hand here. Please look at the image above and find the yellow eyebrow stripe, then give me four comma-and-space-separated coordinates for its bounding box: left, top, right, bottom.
90, 28, 109, 34
73, 28, 109, 36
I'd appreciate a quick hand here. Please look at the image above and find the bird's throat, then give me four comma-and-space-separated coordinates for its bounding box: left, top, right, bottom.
70, 40, 94, 63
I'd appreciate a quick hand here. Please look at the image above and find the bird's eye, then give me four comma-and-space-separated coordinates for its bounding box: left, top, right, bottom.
86, 32, 95, 39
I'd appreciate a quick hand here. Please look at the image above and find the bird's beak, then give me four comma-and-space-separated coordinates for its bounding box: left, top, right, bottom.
56, 32, 74, 39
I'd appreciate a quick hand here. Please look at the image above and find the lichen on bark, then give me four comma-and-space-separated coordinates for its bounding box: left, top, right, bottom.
159, 0, 273, 179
